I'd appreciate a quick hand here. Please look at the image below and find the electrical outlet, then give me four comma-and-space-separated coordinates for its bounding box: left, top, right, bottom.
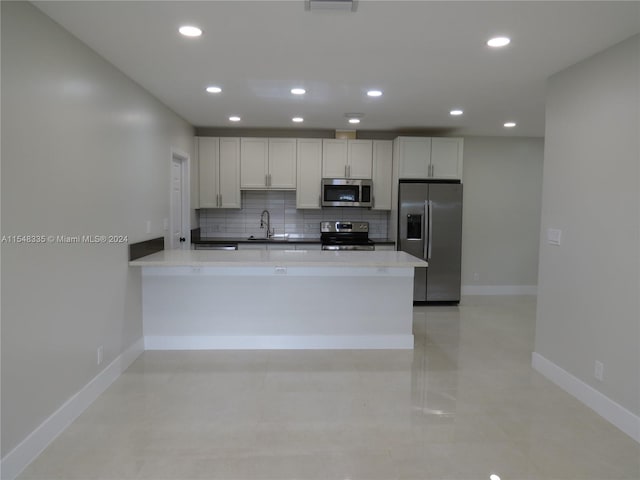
146, 220, 152, 234
594, 360, 604, 381
473, 272, 480, 281
163, 218, 169, 231
97, 346, 104, 366
547, 228, 562, 246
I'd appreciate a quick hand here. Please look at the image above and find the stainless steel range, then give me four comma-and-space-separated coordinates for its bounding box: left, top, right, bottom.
320, 221, 375, 251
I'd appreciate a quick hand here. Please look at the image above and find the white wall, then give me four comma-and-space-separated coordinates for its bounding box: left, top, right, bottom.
461, 136, 544, 293
535, 35, 639, 423
1, 1, 194, 460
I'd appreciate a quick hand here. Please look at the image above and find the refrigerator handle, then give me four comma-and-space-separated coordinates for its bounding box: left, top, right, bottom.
423, 201, 429, 259
427, 200, 433, 259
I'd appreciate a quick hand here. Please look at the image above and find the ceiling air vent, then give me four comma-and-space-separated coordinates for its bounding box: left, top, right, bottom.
305, 0, 357, 12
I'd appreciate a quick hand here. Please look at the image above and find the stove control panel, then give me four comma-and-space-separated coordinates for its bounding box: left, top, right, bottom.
321, 221, 369, 233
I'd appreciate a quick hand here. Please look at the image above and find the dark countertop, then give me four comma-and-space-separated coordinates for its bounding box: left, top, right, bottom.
191, 227, 394, 245
191, 234, 395, 246
192, 236, 322, 245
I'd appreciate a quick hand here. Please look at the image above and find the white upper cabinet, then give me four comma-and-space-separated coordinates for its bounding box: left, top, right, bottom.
372, 140, 393, 210
395, 137, 431, 179
197, 137, 241, 209
268, 138, 297, 189
218, 138, 241, 208
394, 136, 463, 179
296, 138, 323, 209
347, 140, 373, 179
322, 139, 373, 179
198, 137, 219, 209
240, 137, 296, 189
240, 138, 269, 189
431, 137, 463, 179
321, 139, 348, 178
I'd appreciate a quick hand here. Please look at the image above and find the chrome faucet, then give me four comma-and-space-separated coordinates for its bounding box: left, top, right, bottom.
260, 210, 273, 239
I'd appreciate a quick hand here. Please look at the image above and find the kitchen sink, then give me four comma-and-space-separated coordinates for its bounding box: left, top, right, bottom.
246, 234, 290, 242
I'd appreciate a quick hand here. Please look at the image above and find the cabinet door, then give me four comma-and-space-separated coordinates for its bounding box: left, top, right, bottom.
295, 243, 322, 251
219, 138, 241, 208
268, 138, 297, 189
296, 139, 322, 209
237, 243, 266, 251
397, 137, 431, 179
240, 138, 268, 188
372, 140, 393, 210
198, 137, 219, 208
431, 137, 463, 179
322, 139, 348, 178
266, 243, 293, 251
347, 140, 373, 179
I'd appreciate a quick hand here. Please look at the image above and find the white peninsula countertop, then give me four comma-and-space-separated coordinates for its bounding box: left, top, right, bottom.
131, 249, 424, 350
129, 249, 427, 268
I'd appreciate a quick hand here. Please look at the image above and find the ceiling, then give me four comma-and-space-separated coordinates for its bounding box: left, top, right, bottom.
34, 1, 640, 137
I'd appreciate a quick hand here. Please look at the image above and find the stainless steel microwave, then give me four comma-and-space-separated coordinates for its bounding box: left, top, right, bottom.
321, 178, 373, 208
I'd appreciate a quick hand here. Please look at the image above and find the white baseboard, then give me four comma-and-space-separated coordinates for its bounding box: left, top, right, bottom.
145, 334, 414, 350
0, 338, 144, 480
532, 352, 640, 443
462, 285, 537, 295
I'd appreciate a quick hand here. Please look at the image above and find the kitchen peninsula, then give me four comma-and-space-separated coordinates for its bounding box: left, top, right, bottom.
130, 249, 426, 350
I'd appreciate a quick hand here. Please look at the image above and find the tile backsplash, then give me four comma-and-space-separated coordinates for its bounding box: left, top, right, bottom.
198, 191, 389, 239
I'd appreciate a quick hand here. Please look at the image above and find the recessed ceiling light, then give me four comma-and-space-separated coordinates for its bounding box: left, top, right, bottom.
348, 118, 361, 124
291, 88, 306, 95
206, 86, 222, 93
229, 116, 241, 122
367, 90, 383, 97
487, 36, 510, 47
450, 109, 464, 116
489, 475, 501, 480
179, 25, 203, 37
292, 117, 304, 123
504, 122, 516, 128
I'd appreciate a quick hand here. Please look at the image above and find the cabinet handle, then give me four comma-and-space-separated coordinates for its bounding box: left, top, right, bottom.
345, 165, 348, 178
348, 165, 351, 178
218, 194, 221, 207
269, 173, 272, 186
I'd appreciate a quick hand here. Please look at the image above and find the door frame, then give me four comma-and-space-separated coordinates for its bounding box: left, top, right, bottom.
169, 148, 191, 249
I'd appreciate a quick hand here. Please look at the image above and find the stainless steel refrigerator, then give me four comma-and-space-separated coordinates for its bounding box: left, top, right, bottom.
398, 180, 463, 303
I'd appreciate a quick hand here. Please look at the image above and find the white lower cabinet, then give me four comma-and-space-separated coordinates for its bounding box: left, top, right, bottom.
237, 243, 266, 251
296, 244, 321, 251
237, 242, 321, 251
266, 243, 294, 251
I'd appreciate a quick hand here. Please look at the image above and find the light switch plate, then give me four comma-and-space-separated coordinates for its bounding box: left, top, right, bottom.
547, 228, 562, 246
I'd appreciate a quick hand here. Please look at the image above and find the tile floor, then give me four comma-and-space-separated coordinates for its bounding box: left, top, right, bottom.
18, 296, 640, 479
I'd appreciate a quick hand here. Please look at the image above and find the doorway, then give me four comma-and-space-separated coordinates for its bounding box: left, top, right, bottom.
170, 149, 190, 249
